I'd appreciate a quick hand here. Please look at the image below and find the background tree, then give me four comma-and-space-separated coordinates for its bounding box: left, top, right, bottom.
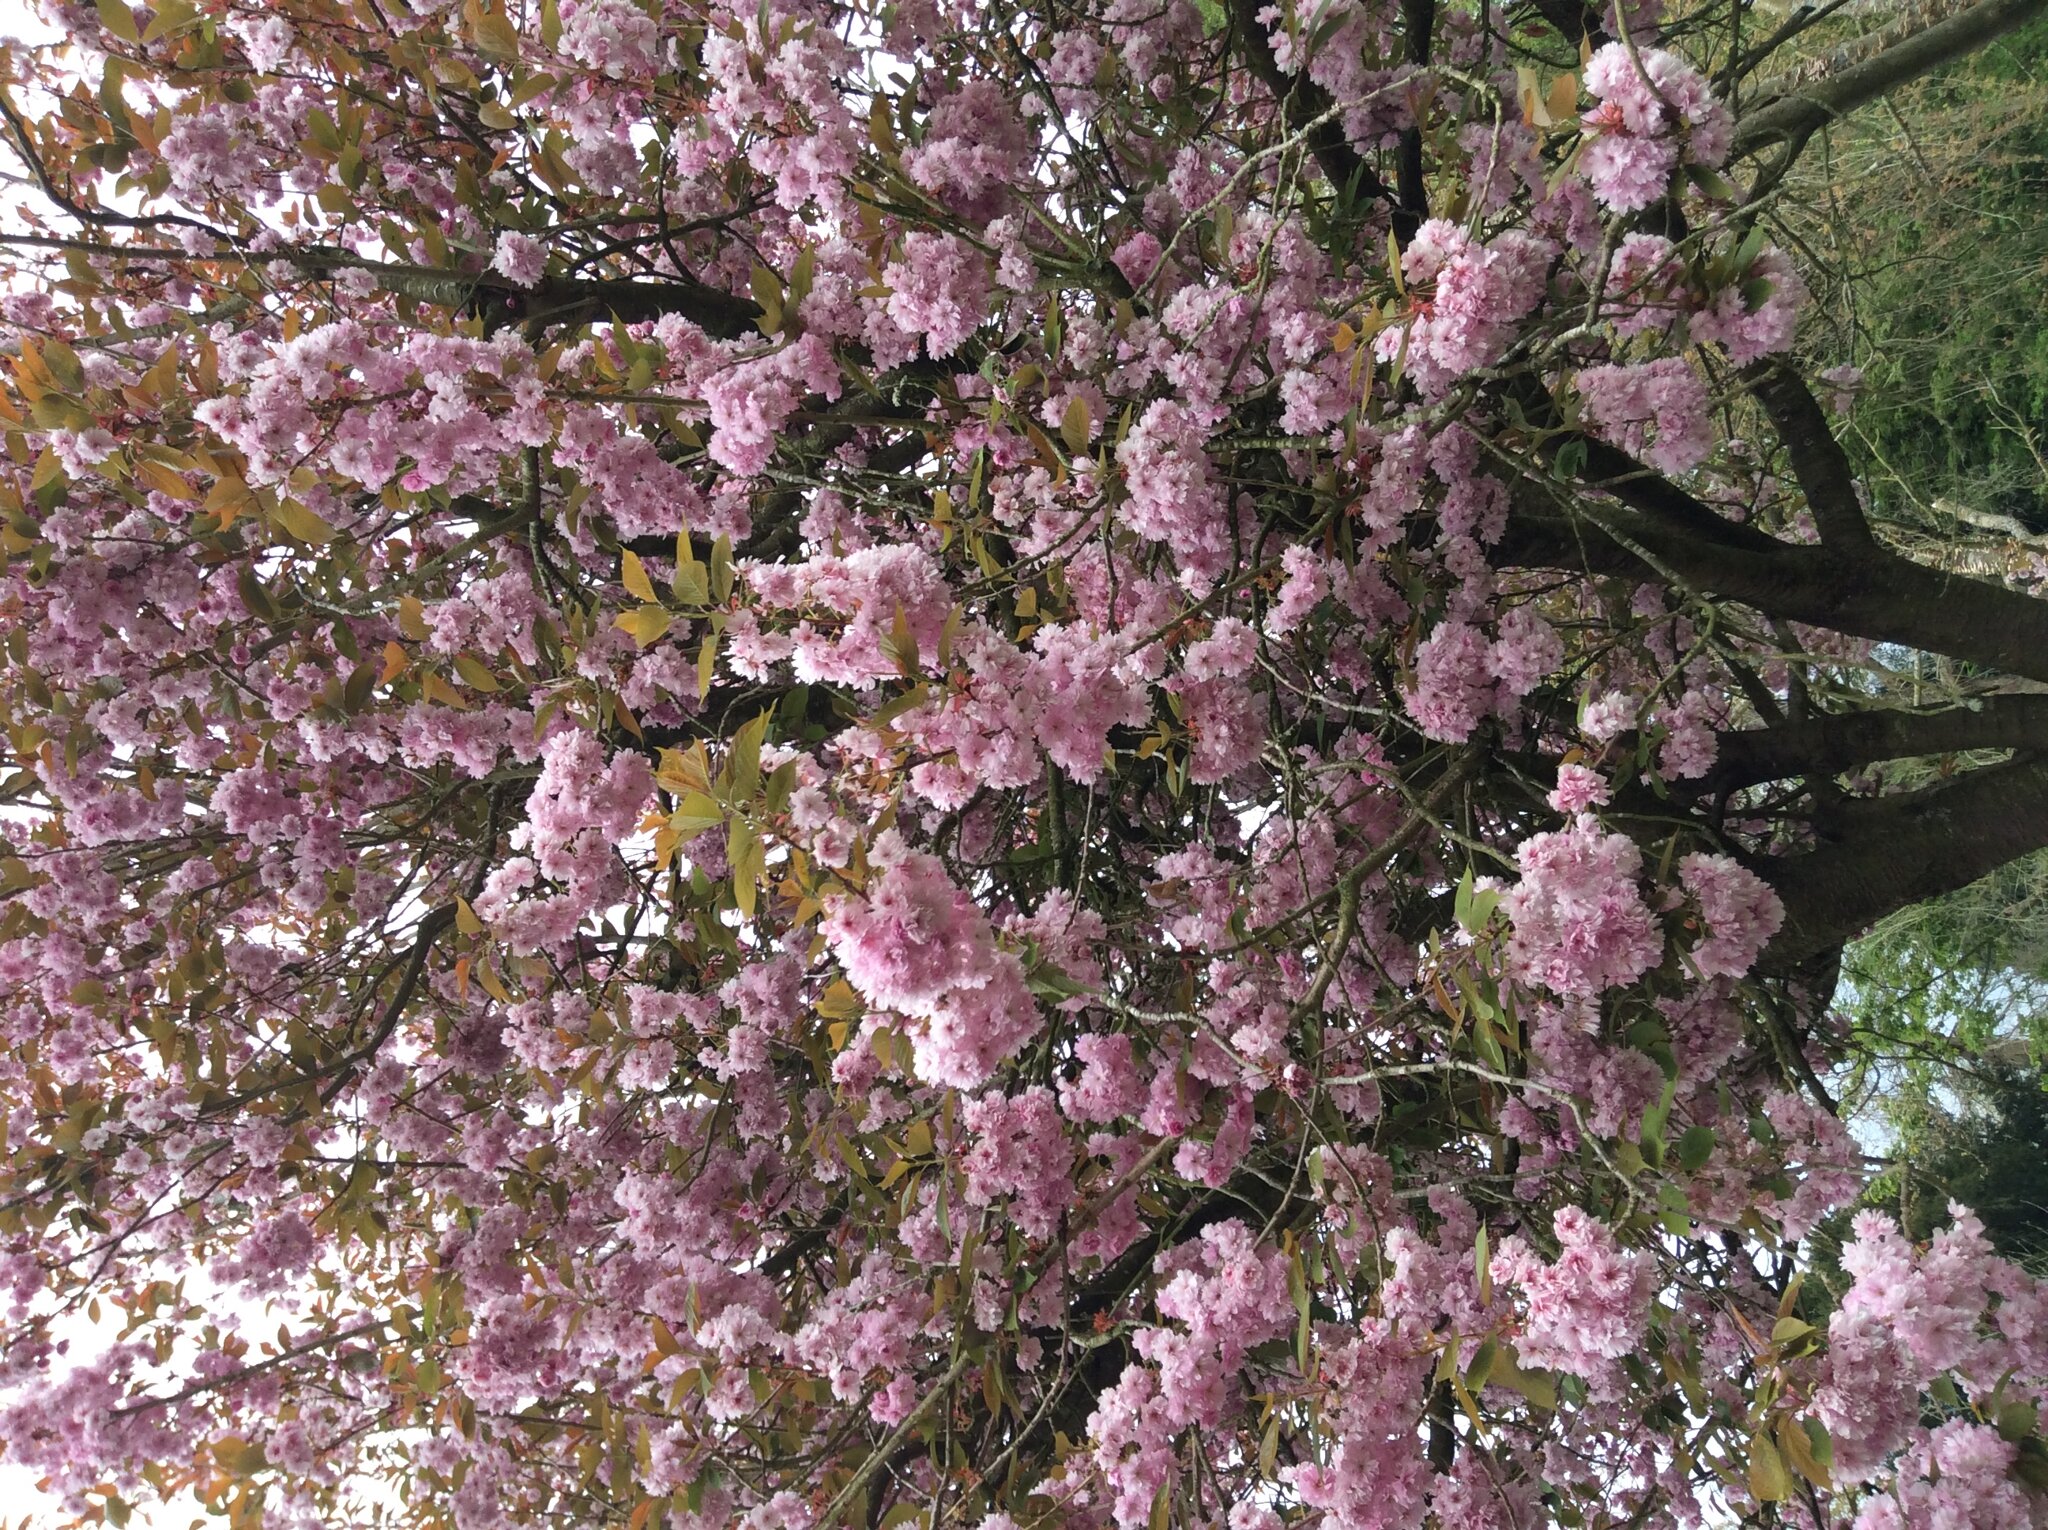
1, 1, 2048, 1529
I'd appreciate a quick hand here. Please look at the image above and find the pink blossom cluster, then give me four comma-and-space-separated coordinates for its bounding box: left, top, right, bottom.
1855, 1422, 2036, 1530
703, 333, 843, 478
1086, 1220, 1294, 1527
1575, 357, 1714, 474
1676, 851, 1783, 980
736, 542, 959, 692
960, 1087, 1072, 1237
1116, 400, 1233, 592
557, 0, 664, 79
1374, 220, 1554, 396
1578, 45, 1732, 213
1810, 1207, 2048, 1498
1690, 247, 1808, 365
1503, 815, 1665, 993
1492, 1207, 1654, 1378
1405, 604, 1565, 742
881, 234, 992, 361
820, 832, 1041, 1085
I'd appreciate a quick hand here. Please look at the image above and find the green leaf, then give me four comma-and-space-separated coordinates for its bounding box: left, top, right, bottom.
453, 654, 501, 692
697, 619, 721, 702
670, 792, 724, 837
880, 603, 920, 678
1748, 1431, 1789, 1503
343, 660, 378, 713
1675, 1124, 1715, 1171
1779, 1412, 1831, 1488
274, 499, 336, 545
1770, 1316, 1815, 1347
749, 264, 784, 336
1059, 394, 1091, 455
727, 819, 764, 921
1491, 1347, 1557, 1410
621, 549, 657, 603
614, 605, 672, 648
710, 534, 734, 605
1465, 1334, 1499, 1391
40, 339, 86, 395
95, 0, 140, 44
237, 565, 281, 623
730, 711, 769, 802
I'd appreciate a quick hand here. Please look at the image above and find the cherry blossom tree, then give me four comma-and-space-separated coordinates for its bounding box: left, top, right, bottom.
1, 0, 2047, 1527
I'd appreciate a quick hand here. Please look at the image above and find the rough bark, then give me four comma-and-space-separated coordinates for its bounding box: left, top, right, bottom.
1730, 0, 2047, 157
1761, 756, 2048, 970
1228, 0, 1397, 208
1709, 696, 2048, 792
1497, 484, 2048, 687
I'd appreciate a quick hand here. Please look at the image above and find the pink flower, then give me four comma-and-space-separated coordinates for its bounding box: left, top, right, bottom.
1059, 1033, 1145, 1122
820, 833, 1043, 1086
821, 832, 991, 1016
961, 1087, 1072, 1237
1678, 852, 1783, 979
1492, 1207, 1652, 1377
1691, 247, 1807, 365
1605, 232, 1688, 335
558, 0, 662, 79
703, 333, 842, 477
1549, 763, 1611, 814
902, 80, 1032, 218
1576, 357, 1713, 474
914, 952, 1042, 1088
492, 232, 547, 289
1116, 399, 1231, 592
1404, 606, 1563, 742
1578, 45, 1732, 212
1373, 221, 1553, 396
883, 233, 989, 359
1111, 231, 1163, 288
1266, 545, 1328, 637
1504, 816, 1664, 994
48, 427, 118, 477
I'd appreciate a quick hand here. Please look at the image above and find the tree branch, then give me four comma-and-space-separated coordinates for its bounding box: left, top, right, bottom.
1708, 695, 2048, 791
318, 904, 459, 1104
1521, 0, 1608, 47
1730, 0, 2045, 158
1228, 0, 1396, 207
1762, 754, 2048, 970
1396, 0, 1435, 243
1747, 362, 1875, 551
1496, 482, 2048, 686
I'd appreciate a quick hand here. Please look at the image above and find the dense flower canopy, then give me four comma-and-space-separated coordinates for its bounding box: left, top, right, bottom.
1, 0, 2048, 1527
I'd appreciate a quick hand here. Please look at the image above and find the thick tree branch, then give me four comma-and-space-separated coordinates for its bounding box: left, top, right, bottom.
0, 235, 766, 338
1762, 754, 2048, 970
1500, 377, 1785, 557
1730, 0, 2045, 158
1747, 362, 1875, 551
292, 249, 762, 339
1522, 0, 1608, 47
1708, 696, 2048, 791
1497, 483, 2048, 686
1228, 0, 1397, 208
1396, 0, 1435, 242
